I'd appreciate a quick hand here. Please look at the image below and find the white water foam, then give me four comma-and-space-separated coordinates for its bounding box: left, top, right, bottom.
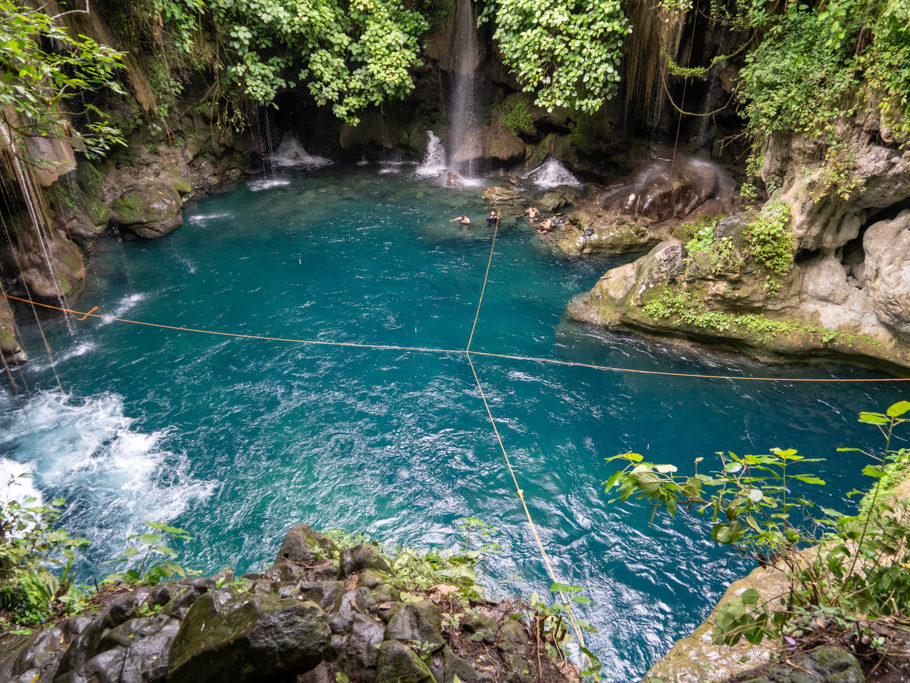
415, 131, 447, 178
30, 342, 96, 373
99, 293, 147, 326
270, 137, 332, 170
523, 157, 583, 189
0, 391, 214, 544
248, 177, 292, 192
0, 457, 41, 506
188, 212, 233, 225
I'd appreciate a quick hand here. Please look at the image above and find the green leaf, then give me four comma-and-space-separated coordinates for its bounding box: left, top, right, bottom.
603, 470, 623, 492
859, 412, 889, 425
861, 465, 886, 478
886, 400, 910, 417
740, 588, 760, 605
549, 582, 583, 593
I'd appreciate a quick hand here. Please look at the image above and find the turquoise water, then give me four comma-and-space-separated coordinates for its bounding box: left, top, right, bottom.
1, 167, 905, 679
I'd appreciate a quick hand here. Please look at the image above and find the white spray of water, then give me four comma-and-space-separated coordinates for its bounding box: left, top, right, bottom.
270, 137, 332, 170
415, 131, 447, 178
98, 293, 147, 326
248, 177, 292, 192
0, 391, 214, 545
0, 457, 41, 506
523, 157, 583, 189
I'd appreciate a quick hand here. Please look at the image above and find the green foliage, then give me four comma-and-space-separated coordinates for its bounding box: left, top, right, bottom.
493, 97, 535, 137
105, 522, 198, 585
0, 0, 126, 158
604, 402, 910, 647
208, 0, 428, 125
641, 289, 884, 349
479, 0, 630, 113
745, 202, 794, 277
683, 216, 742, 276
0, 486, 90, 627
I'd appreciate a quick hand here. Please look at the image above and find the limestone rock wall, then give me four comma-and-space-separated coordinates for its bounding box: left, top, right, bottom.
0, 524, 578, 683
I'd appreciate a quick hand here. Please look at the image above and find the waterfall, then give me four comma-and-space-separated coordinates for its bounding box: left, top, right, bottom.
447, 0, 481, 175
523, 157, 583, 189
415, 131, 447, 177
269, 137, 331, 170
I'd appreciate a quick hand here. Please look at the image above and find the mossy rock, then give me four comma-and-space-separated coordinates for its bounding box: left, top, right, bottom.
375, 640, 435, 683
167, 590, 330, 683
110, 183, 182, 239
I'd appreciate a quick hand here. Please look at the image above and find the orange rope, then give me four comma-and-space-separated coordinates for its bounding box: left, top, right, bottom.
7, 294, 907, 383
4, 295, 462, 357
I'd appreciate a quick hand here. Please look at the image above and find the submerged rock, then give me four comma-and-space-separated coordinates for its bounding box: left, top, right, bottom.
482, 186, 521, 203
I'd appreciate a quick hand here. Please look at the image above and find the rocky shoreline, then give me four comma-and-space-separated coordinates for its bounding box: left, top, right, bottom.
0, 524, 579, 683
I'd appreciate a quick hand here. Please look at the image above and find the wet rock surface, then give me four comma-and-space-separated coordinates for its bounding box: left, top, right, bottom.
0, 524, 578, 683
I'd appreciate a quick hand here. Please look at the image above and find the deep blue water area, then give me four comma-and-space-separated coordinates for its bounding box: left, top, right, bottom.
1, 167, 906, 678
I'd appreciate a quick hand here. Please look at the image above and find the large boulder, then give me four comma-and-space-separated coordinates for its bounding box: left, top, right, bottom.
167, 590, 330, 682
5, 219, 86, 298
555, 209, 664, 256
762, 126, 910, 252
274, 524, 339, 567
110, 182, 183, 239
863, 209, 910, 337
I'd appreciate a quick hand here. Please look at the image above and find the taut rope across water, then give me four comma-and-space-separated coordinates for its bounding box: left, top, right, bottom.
6, 217, 910, 665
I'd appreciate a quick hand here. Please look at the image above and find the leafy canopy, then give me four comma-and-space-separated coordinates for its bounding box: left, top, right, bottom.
0, 0, 126, 157
208, 0, 428, 124
480, 0, 630, 113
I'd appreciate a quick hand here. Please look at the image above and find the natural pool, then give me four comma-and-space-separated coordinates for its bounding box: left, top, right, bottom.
1, 167, 905, 678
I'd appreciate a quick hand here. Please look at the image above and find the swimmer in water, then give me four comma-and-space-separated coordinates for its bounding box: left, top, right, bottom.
487, 210, 499, 225
537, 217, 554, 234
450, 214, 471, 227
524, 206, 539, 222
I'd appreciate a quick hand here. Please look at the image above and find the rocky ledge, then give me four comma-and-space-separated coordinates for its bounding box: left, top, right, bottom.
0, 525, 578, 683
568, 207, 910, 371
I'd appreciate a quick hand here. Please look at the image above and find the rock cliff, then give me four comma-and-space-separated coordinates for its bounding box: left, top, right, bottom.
0, 524, 578, 683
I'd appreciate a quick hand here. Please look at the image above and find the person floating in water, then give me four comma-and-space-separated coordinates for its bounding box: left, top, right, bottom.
446, 171, 463, 189
537, 217, 554, 234
524, 206, 539, 222
487, 209, 500, 226
450, 214, 471, 228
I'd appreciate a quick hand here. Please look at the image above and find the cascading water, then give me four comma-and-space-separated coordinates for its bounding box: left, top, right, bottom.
522, 157, 583, 189
415, 131, 447, 177
447, 0, 481, 176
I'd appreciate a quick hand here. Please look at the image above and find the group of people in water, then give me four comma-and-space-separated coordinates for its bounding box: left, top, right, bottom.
449, 206, 567, 235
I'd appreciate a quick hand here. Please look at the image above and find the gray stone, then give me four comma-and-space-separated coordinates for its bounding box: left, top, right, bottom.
341, 544, 391, 576
300, 580, 345, 612
482, 186, 521, 204
387, 600, 444, 652
275, 524, 338, 566
496, 619, 529, 658
348, 613, 386, 667
375, 640, 435, 683
864, 210, 910, 338
443, 646, 492, 683
462, 610, 497, 644
167, 590, 330, 682
110, 183, 183, 239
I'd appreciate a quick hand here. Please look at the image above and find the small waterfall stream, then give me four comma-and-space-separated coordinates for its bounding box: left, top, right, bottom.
447, 0, 481, 175
416, 131, 447, 177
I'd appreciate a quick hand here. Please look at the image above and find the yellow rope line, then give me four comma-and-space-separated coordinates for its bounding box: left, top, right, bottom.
466, 352, 590, 655
466, 216, 499, 352
4, 295, 462, 357
6, 294, 907, 383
